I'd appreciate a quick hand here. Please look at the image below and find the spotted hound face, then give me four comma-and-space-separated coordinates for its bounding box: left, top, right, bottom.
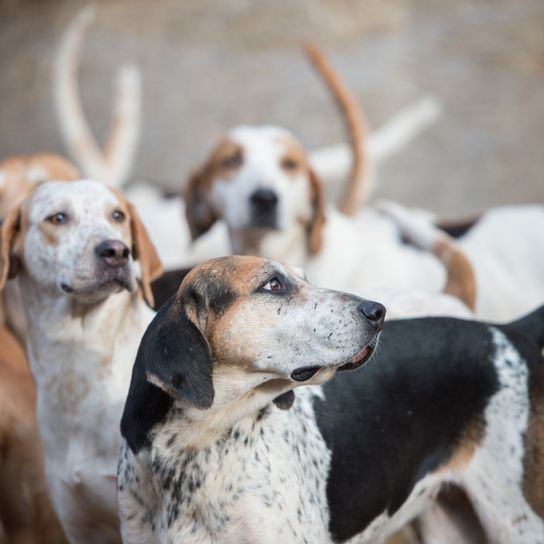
121, 256, 384, 448
0, 179, 161, 306
185, 126, 326, 255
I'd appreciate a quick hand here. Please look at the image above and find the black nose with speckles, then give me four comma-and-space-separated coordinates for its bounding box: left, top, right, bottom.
358, 300, 386, 329
250, 188, 278, 212
95, 239, 130, 267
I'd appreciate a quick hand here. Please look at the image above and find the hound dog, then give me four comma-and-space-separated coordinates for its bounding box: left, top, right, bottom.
184, 126, 544, 321
118, 256, 544, 544
0, 179, 163, 544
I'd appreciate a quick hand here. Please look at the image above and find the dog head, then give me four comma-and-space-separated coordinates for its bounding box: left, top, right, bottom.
0, 179, 162, 307
121, 255, 384, 452
184, 126, 326, 255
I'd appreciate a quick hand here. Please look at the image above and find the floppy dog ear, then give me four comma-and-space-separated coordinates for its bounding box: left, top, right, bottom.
121, 294, 214, 453
0, 205, 23, 291
126, 201, 163, 308
184, 167, 218, 241
307, 169, 327, 255
142, 294, 214, 408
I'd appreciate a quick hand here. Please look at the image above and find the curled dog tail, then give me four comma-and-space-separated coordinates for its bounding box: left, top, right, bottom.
54, 7, 141, 188
378, 201, 476, 311
304, 44, 367, 216
507, 305, 544, 349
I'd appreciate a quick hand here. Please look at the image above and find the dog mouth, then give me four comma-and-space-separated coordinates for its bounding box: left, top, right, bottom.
337, 341, 377, 372
60, 271, 134, 296
290, 339, 378, 382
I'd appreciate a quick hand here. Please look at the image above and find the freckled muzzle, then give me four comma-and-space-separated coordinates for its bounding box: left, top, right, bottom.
290, 299, 385, 382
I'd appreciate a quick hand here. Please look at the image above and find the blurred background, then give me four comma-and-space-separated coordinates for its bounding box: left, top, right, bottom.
1, 0, 543, 217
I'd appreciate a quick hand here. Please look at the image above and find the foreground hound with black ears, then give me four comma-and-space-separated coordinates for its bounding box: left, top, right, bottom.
118, 256, 544, 544
0, 180, 162, 544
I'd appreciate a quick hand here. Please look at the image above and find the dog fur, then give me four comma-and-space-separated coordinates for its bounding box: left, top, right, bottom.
0, 179, 162, 544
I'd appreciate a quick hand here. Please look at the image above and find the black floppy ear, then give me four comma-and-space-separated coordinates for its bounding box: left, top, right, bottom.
121, 294, 213, 453
143, 295, 213, 408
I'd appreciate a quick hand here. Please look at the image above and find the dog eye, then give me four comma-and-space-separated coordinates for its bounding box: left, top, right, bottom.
261, 277, 284, 293
222, 151, 243, 169
47, 212, 68, 225
112, 210, 126, 222
281, 157, 298, 171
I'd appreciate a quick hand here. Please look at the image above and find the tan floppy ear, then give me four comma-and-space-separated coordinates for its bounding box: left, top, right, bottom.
126, 201, 163, 308
307, 169, 327, 255
0, 205, 23, 291
184, 167, 218, 241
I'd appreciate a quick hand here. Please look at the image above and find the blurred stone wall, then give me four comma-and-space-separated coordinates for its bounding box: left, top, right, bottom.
1, 0, 543, 216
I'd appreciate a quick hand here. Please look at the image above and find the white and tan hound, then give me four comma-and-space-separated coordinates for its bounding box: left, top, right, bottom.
118, 256, 544, 543
0, 179, 162, 544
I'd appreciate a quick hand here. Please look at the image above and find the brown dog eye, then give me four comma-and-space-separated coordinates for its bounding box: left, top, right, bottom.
281, 157, 298, 171
112, 210, 126, 222
222, 151, 243, 169
47, 212, 68, 225
262, 278, 283, 293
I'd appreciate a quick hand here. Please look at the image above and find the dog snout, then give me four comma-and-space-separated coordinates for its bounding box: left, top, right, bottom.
250, 188, 278, 211
95, 240, 130, 268
358, 300, 386, 330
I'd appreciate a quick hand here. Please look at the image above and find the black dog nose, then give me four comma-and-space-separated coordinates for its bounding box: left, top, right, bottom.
358, 300, 386, 328
95, 240, 130, 267
250, 188, 278, 210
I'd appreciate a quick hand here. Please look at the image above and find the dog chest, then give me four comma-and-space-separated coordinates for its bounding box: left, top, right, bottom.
141, 391, 332, 543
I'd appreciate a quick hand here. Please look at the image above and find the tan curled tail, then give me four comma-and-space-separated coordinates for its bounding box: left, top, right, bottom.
54, 8, 141, 188
304, 44, 367, 216
432, 238, 476, 312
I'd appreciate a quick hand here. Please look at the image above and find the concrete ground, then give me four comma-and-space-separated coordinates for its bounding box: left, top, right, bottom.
1, 0, 543, 217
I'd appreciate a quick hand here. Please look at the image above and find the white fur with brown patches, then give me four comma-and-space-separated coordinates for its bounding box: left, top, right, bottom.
0, 180, 161, 544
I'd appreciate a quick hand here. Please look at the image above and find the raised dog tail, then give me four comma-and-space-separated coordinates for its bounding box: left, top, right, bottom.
304, 44, 368, 216
54, 7, 142, 188
377, 200, 476, 311
507, 305, 544, 350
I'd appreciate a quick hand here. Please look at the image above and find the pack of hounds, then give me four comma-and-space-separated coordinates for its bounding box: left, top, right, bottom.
1, 9, 544, 544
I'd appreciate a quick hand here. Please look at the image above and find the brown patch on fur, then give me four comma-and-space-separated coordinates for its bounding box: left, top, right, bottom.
0, 154, 79, 219
180, 256, 267, 298
179, 257, 274, 364
0, 326, 65, 543
110, 189, 163, 308
438, 419, 485, 474
522, 361, 544, 518
276, 137, 309, 179
0, 205, 23, 291
184, 139, 243, 240
38, 222, 60, 247
433, 239, 476, 311
307, 169, 327, 255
